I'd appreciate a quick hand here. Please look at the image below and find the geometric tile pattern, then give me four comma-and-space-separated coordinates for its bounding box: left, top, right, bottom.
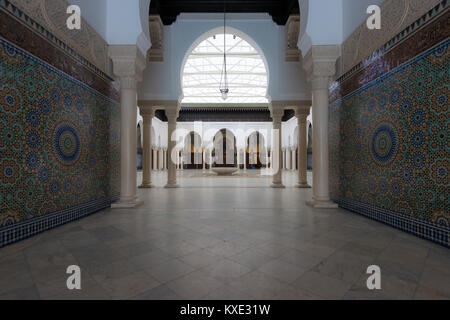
0, 39, 120, 247
329, 38, 449, 247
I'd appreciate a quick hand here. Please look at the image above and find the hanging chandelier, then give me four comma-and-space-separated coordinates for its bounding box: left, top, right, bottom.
219, 2, 229, 100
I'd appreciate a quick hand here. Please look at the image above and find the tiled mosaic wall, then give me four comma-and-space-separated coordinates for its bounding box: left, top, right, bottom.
329, 8, 449, 246
0, 39, 120, 247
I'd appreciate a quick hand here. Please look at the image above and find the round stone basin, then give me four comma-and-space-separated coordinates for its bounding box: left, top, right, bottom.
211, 167, 239, 176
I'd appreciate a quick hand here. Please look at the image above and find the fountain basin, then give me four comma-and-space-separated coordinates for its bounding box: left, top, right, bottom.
211, 167, 239, 176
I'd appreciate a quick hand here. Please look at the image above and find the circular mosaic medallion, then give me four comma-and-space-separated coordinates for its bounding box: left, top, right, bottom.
370, 123, 398, 165
53, 123, 80, 165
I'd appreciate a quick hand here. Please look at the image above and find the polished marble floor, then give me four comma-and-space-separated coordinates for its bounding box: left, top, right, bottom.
0, 170, 449, 300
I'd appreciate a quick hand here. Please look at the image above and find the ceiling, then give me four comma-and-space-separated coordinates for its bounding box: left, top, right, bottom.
150, 0, 300, 25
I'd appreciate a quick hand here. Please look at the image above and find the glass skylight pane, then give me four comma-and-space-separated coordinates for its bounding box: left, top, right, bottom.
182, 34, 268, 104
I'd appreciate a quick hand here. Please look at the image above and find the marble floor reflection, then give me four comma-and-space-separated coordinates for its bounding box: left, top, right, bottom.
0, 171, 449, 300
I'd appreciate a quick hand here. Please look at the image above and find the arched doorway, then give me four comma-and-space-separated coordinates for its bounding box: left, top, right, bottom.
184, 131, 203, 169
246, 131, 266, 169
213, 129, 236, 167
307, 123, 313, 170
294, 126, 298, 170
137, 122, 143, 170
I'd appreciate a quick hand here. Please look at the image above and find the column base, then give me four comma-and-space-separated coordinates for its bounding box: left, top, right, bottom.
111, 199, 144, 209
164, 183, 180, 189
296, 183, 311, 189
138, 183, 154, 189
306, 199, 338, 209
271, 183, 285, 189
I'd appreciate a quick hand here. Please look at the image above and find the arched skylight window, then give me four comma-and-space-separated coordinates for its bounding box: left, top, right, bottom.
182, 34, 268, 104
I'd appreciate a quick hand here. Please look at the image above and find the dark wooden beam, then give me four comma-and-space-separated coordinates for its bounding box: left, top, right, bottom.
150, 0, 299, 25
154, 107, 295, 122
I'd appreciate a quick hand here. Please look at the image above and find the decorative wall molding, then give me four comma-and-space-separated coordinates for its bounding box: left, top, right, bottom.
0, 7, 118, 101
285, 14, 301, 61
109, 45, 147, 88
303, 45, 340, 88
6, 0, 109, 75
340, 0, 444, 77
332, 5, 449, 101
149, 15, 164, 61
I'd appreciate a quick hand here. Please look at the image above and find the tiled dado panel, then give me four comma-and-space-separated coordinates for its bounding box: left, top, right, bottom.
329, 9, 449, 247
0, 38, 120, 247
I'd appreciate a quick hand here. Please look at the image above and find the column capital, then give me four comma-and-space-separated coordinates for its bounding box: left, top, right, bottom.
295, 111, 310, 123
294, 104, 311, 119
269, 101, 285, 122
165, 102, 180, 122
311, 77, 331, 91
139, 106, 156, 118
109, 45, 147, 87
119, 76, 138, 90
303, 45, 340, 90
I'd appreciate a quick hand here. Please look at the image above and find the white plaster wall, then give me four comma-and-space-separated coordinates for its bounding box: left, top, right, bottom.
138, 13, 311, 102
152, 117, 168, 147
106, 0, 151, 53
137, 107, 168, 148
298, 0, 344, 54
282, 117, 298, 148
68, 0, 108, 41
306, 0, 344, 45
342, 0, 385, 41
298, 0, 386, 54
69, 0, 151, 53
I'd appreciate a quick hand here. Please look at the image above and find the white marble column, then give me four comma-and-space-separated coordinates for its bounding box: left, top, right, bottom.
109, 45, 146, 208
243, 149, 247, 171
287, 149, 290, 170
139, 109, 154, 189
291, 149, 296, 171
165, 105, 179, 188
152, 146, 156, 171
163, 149, 167, 170
209, 149, 213, 170
157, 149, 160, 170
296, 108, 311, 188
303, 45, 340, 208
202, 149, 206, 171
270, 104, 285, 188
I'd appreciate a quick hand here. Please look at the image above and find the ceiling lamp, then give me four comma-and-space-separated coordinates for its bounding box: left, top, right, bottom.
219, 2, 229, 100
